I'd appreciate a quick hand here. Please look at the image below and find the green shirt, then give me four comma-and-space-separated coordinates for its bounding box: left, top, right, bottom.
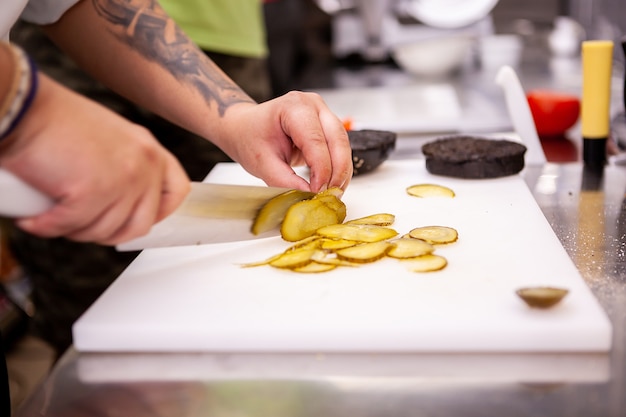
159, 0, 267, 58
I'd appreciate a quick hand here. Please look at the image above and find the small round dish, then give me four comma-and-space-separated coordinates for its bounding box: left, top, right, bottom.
516, 287, 569, 309
406, 0, 499, 29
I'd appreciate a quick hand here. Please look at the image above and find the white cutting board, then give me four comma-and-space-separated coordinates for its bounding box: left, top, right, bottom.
313, 84, 462, 133
72, 160, 612, 353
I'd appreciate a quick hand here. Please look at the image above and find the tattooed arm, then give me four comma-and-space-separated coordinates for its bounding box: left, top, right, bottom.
41, 0, 352, 192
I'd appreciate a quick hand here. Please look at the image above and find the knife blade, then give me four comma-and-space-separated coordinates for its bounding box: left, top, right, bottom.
117, 182, 293, 251
0, 168, 291, 250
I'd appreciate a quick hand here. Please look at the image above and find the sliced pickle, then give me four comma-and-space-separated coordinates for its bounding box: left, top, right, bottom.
240, 253, 283, 268
406, 184, 455, 198
314, 187, 346, 213
317, 224, 398, 242
252, 189, 315, 235
281, 194, 346, 242
346, 213, 395, 226
292, 262, 338, 273
246, 189, 460, 274
516, 287, 569, 309
313, 188, 347, 222
336, 241, 392, 263
403, 254, 448, 272
285, 235, 322, 251
311, 250, 358, 266
387, 238, 434, 259
320, 238, 359, 250
314, 187, 344, 199
408, 226, 458, 244
269, 248, 315, 269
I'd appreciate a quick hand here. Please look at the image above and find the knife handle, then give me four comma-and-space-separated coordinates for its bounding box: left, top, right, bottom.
0, 168, 54, 217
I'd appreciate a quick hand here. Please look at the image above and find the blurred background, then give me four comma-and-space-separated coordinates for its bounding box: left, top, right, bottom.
265, 0, 626, 91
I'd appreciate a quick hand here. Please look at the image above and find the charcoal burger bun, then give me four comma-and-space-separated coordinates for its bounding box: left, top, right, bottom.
422, 136, 527, 179
348, 129, 397, 176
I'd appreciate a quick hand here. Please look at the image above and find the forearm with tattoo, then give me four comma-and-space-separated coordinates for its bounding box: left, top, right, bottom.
91, 0, 254, 116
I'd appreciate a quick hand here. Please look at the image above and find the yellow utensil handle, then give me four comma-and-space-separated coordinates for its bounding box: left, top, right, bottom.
581, 40, 613, 139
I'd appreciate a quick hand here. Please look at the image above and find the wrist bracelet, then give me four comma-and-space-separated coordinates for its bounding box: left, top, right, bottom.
0, 42, 38, 141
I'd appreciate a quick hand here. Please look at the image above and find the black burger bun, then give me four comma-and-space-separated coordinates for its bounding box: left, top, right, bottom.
349, 129, 397, 176
422, 136, 527, 179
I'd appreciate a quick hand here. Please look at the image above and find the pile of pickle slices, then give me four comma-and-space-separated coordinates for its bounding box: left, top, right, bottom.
245, 182, 569, 308
244, 184, 458, 273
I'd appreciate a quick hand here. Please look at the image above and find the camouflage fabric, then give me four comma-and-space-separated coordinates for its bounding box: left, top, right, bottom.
7, 21, 272, 355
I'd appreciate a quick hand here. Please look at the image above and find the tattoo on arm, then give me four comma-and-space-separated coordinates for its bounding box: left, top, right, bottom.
92, 0, 254, 116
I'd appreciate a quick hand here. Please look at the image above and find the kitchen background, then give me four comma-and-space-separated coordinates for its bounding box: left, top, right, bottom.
2, 0, 626, 412
267, 0, 626, 93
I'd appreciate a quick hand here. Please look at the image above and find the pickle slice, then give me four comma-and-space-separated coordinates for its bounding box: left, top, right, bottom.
406, 184, 455, 198
403, 254, 448, 272
387, 238, 434, 259
408, 226, 458, 244
292, 262, 338, 273
240, 253, 283, 268
336, 241, 392, 263
285, 236, 323, 251
311, 250, 358, 266
281, 193, 347, 242
346, 213, 395, 226
320, 238, 359, 250
252, 189, 315, 235
317, 224, 398, 242
314, 191, 347, 223
516, 287, 569, 308
314, 187, 344, 199
269, 248, 315, 269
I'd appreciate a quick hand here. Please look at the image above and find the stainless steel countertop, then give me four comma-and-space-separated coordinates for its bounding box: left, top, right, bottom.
14, 40, 626, 417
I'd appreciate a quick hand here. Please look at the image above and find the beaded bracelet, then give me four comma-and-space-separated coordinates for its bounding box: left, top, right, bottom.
0, 42, 38, 141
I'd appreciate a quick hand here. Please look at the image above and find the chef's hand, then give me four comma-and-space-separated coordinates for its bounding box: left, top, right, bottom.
216, 91, 353, 193
0, 73, 190, 245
